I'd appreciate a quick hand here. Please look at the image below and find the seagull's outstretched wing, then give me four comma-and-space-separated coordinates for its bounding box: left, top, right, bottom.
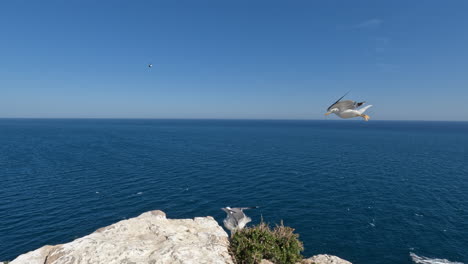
327, 91, 350, 111
332, 100, 363, 112
223, 207, 258, 224
239, 206, 259, 211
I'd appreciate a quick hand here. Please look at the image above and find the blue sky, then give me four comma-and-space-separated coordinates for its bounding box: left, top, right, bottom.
1, 0, 467, 120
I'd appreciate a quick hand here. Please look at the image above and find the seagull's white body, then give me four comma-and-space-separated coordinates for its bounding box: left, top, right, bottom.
223, 213, 251, 232
334, 105, 373, 119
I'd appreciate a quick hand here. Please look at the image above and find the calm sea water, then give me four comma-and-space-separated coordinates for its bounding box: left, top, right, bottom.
0, 119, 467, 263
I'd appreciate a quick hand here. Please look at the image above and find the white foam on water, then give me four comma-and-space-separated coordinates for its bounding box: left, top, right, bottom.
410, 252, 463, 264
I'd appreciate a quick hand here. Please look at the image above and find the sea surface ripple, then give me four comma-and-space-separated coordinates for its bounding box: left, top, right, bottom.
0, 119, 467, 263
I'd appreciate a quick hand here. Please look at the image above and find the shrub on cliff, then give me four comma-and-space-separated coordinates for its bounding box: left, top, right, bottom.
229, 222, 304, 264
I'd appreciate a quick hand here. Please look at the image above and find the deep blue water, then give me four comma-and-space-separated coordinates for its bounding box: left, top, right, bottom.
0, 119, 467, 263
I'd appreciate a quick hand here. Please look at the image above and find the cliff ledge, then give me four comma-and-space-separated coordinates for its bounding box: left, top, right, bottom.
5, 210, 351, 264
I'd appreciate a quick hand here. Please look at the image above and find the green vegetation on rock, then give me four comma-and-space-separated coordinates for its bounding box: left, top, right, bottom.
229, 222, 304, 264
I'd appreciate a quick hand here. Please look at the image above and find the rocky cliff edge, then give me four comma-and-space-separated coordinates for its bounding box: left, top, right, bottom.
5, 210, 351, 264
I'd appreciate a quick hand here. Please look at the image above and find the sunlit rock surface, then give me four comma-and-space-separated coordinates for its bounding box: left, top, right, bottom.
9, 210, 233, 264
302, 254, 352, 264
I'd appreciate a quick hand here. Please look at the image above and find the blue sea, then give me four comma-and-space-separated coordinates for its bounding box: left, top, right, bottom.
1, 119, 467, 263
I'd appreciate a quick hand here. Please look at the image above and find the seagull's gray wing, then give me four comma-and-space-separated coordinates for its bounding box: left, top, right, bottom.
327, 91, 350, 111
229, 208, 246, 221
229, 207, 257, 222
221, 208, 242, 227
330, 100, 358, 112
239, 206, 259, 210
222, 207, 257, 221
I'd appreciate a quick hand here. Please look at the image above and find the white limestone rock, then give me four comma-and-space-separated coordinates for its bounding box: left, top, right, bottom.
302, 254, 352, 264
10, 210, 233, 264
260, 254, 352, 264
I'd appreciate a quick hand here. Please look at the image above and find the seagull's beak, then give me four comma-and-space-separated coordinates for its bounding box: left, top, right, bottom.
324, 112, 332, 116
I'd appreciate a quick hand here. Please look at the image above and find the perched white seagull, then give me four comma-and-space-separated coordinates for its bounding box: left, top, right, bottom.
221, 206, 258, 237
325, 92, 373, 121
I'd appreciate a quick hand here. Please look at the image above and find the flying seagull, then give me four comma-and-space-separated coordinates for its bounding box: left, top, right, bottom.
221, 206, 258, 236
148, 63, 153, 68
325, 92, 373, 121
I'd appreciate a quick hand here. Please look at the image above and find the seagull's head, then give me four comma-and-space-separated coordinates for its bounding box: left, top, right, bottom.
325, 108, 338, 116
221, 207, 232, 214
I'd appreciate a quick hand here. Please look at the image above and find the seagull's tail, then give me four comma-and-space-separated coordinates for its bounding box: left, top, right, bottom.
357, 105, 372, 114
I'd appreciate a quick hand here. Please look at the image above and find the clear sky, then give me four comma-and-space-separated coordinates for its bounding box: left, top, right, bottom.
1, 1, 467, 120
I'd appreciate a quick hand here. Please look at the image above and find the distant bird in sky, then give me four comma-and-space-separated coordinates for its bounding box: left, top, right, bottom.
148, 63, 153, 68
221, 206, 258, 237
325, 92, 373, 121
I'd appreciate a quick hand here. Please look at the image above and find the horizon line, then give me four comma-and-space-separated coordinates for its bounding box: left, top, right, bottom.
0, 117, 467, 123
